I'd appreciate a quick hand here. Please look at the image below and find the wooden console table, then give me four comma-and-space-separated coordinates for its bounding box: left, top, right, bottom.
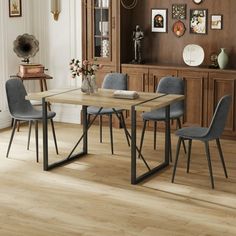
12, 74, 53, 92
122, 64, 236, 140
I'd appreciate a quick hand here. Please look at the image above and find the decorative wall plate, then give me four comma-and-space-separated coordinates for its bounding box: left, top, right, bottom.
193, 0, 203, 4
183, 44, 205, 66
172, 20, 186, 37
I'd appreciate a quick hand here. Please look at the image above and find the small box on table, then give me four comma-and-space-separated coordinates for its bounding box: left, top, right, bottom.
18, 64, 45, 77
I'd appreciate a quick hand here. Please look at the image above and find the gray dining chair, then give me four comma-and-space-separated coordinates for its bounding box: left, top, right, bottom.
87, 73, 130, 154
5, 78, 58, 162
139, 76, 186, 161
172, 95, 232, 189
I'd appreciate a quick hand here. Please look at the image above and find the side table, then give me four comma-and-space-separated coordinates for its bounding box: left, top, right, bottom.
11, 74, 53, 92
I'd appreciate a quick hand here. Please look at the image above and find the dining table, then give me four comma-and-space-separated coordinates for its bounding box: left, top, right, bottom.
26, 88, 184, 184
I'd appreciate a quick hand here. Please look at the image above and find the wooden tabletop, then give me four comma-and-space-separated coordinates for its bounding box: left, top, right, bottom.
26, 88, 184, 112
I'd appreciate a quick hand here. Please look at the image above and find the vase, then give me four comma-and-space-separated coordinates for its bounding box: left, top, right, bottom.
81, 75, 98, 94
217, 48, 228, 69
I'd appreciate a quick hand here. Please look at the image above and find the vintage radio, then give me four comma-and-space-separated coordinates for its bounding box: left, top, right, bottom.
17, 64, 45, 77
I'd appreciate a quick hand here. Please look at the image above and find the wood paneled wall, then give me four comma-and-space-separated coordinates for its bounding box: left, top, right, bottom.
121, 0, 236, 68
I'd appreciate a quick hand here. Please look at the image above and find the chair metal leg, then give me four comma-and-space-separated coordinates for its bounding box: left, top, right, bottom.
177, 118, 187, 154
204, 141, 214, 189
120, 112, 130, 147
172, 137, 182, 183
187, 139, 192, 173
50, 119, 59, 155
99, 115, 103, 143
154, 121, 157, 150
6, 119, 17, 157
27, 121, 32, 150
139, 120, 147, 159
216, 138, 228, 178
109, 114, 114, 155
11, 118, 14, 127
35, 121, 39, 163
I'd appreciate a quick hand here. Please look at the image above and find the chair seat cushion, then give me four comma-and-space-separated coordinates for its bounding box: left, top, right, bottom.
87, 106, 123, 115
142, 107, 183, 121
13, 110, 56, 120
176, 127, 208, 140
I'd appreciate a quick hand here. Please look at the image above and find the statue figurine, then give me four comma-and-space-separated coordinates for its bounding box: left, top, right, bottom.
132, 25, 144, 64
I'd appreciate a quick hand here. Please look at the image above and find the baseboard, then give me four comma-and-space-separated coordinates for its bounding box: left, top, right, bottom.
0, 110, 12, 129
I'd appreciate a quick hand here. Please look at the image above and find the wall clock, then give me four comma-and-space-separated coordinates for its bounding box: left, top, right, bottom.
193, 0, 203, 4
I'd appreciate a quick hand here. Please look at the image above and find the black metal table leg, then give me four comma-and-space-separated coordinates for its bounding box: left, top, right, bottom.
132, 102, 171, 184
42, 102, 103, 171
83, 105, 88, 154
165, 105, 170, 165
131, 106, 137, 184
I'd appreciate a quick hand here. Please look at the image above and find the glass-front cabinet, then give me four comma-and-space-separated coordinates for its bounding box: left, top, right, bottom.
85, 0, 118, 66
94, 0, 111, 59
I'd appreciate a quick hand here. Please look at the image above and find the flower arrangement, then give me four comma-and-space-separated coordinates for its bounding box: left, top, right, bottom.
69, 59, 101, 94
69, 59, 101, 78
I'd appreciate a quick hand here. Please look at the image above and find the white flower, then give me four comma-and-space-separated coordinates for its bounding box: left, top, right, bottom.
91, 64, 98, 71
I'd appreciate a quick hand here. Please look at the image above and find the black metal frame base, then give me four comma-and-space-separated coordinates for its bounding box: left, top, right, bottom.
130, 105, 170, 184
42, 96, 171, 185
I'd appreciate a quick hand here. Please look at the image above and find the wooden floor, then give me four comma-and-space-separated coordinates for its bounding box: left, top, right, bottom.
0, 122, 236, 236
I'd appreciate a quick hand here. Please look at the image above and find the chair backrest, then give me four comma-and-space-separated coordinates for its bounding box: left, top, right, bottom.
206, 95, 232, 139
5, 78, 33, 118
102, 73, 127, 90
156, 76, 185, 113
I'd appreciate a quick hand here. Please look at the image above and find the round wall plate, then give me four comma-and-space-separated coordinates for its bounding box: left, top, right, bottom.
183, 44, 205, 66
193, 0, 203, 4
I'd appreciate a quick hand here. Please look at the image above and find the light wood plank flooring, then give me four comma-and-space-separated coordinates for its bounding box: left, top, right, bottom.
0, 122, 236, 236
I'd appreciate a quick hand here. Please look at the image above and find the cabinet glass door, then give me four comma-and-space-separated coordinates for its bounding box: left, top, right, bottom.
94, 0, 111, 59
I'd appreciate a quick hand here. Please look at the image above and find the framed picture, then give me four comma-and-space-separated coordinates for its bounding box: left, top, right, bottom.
172, 4, 186, 20
151, 9, 168, 33
9, 0, 22, 17
190, 9, 207, 34
172, 20, 186, 37
211, 15, 223, 30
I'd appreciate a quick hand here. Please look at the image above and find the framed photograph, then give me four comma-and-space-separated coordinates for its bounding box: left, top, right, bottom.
172, 4, 186, 20
151, 9, 168, 33
190, 9, 207, 34
9, 0, 22, 17
211, 15, 223, 30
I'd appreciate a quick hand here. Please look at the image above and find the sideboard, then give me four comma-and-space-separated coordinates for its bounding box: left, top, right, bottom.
121, 64, 236, 139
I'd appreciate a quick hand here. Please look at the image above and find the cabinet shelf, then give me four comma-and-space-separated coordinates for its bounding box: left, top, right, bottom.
94, 7, 109, 10
94, 35, 109, 38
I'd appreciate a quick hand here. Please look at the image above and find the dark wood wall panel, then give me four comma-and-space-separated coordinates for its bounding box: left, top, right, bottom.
121, 0, 236, 68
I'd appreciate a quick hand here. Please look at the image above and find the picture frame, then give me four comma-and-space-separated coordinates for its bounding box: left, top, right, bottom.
190, 9, 207, 34
151, 9, 168, 33
9, 0, 22, 17
172, 20, 186, 37
172, 4, 186, 20
211, 14, 223, 30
